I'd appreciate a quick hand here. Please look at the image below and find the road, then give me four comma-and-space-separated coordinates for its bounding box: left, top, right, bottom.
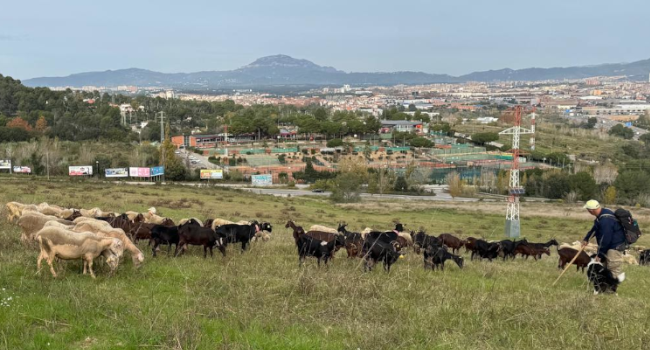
176, 149, 219, 170
237, 187, 478, 201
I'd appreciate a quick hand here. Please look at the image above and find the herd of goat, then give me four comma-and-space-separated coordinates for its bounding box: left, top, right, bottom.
4, 201, 648, 279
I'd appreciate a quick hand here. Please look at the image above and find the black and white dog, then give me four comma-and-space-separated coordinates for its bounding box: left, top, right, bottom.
587, 256, 624, 295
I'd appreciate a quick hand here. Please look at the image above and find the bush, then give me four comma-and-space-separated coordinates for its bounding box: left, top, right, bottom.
330, 172, 362, 203
327, 139, 343, 147
393, 176, 408, 192
446, 171, 463, 197
609, 124, 634, 139
409, 137, 433, 148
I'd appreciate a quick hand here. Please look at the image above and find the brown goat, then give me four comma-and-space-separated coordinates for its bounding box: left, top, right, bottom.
438, 233, 465, 254
557, 247, 590, 272
514, 244, 539, 260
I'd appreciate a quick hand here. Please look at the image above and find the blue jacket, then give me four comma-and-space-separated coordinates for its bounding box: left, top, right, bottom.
583, 208, 627, 258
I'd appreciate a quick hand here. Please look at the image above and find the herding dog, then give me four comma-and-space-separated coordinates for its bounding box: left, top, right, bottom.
587, 256, 623, 295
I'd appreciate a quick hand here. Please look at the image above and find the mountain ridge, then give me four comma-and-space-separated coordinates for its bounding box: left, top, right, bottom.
22, 54, 650, 88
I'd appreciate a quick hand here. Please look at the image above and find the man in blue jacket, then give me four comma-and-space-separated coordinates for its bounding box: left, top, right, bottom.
581, 200, 627, 282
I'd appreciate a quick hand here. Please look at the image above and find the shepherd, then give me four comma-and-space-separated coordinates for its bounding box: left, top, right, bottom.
581, 200, 627, 286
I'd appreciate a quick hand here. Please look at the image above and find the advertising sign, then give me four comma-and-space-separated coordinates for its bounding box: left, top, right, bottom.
105, 168, 128, 178
12, 166, 31, 174
0, 160, 10, 169
129, 167, 151, 177
69, 166, 93, 176
251, 174, 272, 186
151, 166, 165, 176
200, 169, 223, 180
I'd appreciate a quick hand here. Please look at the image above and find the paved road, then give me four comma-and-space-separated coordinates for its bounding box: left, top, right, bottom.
176, 149, 219, 169
238, 187, 478, 201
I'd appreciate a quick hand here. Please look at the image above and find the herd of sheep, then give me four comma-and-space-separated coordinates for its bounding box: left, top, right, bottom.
3, 200, 645, 279
3, 202, 271, 278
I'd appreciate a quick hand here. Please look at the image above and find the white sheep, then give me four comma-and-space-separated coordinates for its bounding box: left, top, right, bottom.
308, 225, 338, 234
73, 224, 144, 266
16, 212, 73, 243
35, 227, 123, 278
5, 202, 39, 222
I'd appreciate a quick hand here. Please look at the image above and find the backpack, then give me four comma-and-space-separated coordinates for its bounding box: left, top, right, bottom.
613, 208, 642, 245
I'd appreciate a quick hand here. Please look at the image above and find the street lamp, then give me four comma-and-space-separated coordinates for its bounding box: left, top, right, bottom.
95, 160, 99, 178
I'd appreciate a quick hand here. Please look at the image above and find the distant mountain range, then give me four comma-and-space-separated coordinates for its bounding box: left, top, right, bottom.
22, 54, 650, 89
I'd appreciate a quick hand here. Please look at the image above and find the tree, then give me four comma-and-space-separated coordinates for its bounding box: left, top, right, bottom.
446, 171, 463, 197
7, 117, 32, 131
408, 104, 417, 112
608, 124, 634, 139
639, 133, 650, 147
35, 116, 48, 133
568, 171, 598, 201
471, 132, 499, 145
614, 170, 650, 203
314, 107, 328, 121
546, 152, 571, 167
393, 175, 408, 192
585, 117, 598, 129
545, 172, 570, 199
159, 123, 186, 181
337, 156, 368, 182
409, 137, 433, 148
326, 138, 343, 147
603, 186, 617, 205
431, 122, 453, 136
93, 154, 112, 175
330, 172, 363, 203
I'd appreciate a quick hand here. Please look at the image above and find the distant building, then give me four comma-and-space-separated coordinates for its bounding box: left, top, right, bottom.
581, 104, 650, 116
380, 120, 423, 133
476, 116, 499, 124
172, 134, 224, 148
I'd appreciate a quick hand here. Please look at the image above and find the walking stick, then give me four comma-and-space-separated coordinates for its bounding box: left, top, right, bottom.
552, 245, 586, 286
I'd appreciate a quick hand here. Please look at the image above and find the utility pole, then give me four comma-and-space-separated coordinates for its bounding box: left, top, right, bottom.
159, 111, 165, 144
159, 111, 165, 183
499, 106, 534, 238
46, 151, 50, 181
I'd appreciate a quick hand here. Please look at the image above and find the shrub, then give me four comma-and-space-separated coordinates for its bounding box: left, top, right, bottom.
327, 139, 343, 147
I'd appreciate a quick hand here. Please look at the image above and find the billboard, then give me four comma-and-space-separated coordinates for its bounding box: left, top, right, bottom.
69, 166, 93, 176
129, 167, 151, 177
0, 160, 10, 170
151, 166, 165, 176
105, 168, 128, 178
200, 169, 223, 180
251, 174, 272, 186
12, 166, 31, 174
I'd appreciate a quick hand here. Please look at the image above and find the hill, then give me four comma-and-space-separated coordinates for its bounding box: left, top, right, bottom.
24, 54, 650, 88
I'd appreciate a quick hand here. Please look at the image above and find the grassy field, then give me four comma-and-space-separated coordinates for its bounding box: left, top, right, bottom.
454, 121, 626, 161
1, 179, 649, 350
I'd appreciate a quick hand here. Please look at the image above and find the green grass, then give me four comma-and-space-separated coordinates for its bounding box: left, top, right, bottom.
1, 179, 649, 349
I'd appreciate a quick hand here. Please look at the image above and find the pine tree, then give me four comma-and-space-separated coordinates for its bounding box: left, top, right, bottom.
159, 123, 186, 181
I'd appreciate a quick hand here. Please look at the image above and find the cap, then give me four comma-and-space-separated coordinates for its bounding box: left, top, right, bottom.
583, 200, 600, 210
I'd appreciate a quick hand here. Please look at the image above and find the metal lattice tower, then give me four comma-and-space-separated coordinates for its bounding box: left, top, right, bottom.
499, 106, 534, 238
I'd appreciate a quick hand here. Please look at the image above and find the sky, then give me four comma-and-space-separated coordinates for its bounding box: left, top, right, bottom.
1, 0, 649, 79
